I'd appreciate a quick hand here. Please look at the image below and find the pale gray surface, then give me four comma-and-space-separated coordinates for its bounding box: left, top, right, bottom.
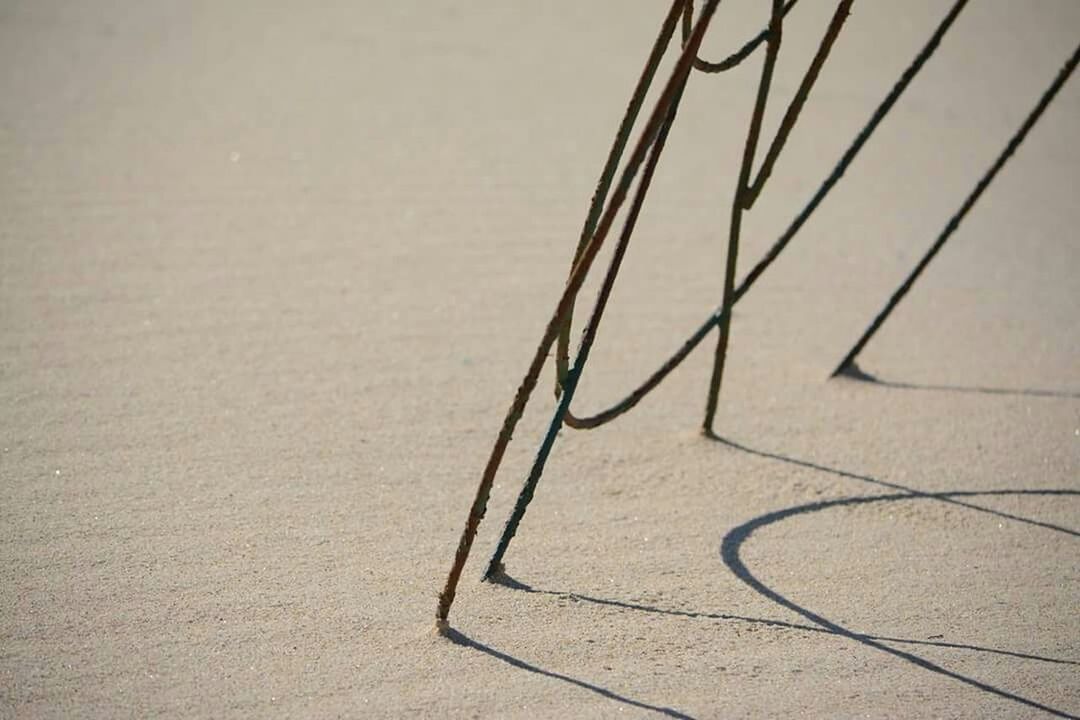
2, 1, 1078, 718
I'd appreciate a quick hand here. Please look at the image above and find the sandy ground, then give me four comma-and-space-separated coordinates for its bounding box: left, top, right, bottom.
2, 1, 1078, 717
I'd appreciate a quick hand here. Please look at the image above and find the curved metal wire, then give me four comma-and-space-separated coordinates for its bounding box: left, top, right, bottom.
682, 0, 802, 73
437, 0, 983, 628
436, 0, 711, 629
555, 0, 800, 401
565, 0, 968, 429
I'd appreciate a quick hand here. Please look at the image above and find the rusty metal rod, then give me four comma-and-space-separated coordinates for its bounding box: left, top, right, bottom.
566, 0, 968, 429
435, 0, 716, 631
555, 0, 685, 398
485, 48, 694, 578
702, 0, 787, 436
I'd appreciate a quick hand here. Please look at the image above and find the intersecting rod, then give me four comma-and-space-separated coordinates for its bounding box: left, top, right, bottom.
435, 0, 715, 629
554, 0, 681, 398
685, 0, 801, 73
556, 0, 797, 399
485, 57, 694, 581
742, 0, 855, 209
831, 41, 1080, 378
703, 0, 853, 434
701, 0, 786, 435
565, 0, 968, 430
558, 1, 792, 428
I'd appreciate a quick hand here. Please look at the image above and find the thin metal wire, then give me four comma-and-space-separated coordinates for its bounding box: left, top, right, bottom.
484, 54, 694, 580
742, 0, 854, 209
683, 0, 801, 73
492, 0, 854, 572
565, 0, 969, 430
555, 0, 685, 399
435, 0, 715, 630
831, 41, 1080, 378
558, 0, 795, 427
701, 0, 787, 434
703, 0, 853, 434
437, 0, 984, 628
555, 0, 795, 399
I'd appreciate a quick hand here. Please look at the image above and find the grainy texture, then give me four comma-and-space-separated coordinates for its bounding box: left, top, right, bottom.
1, 1, 1078, 718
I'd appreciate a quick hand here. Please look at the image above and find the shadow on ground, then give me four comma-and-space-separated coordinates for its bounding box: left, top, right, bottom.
710, 434, 1079, 539
711, 435, 1080, 718
833, 362, 1080, 399
489, 572, 1079, 669
462, 439, 1079, 718
442, 626, 696, 719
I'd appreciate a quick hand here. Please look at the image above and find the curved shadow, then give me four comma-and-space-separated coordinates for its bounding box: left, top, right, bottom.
710, 434, 1080, 538
834, 362, 1080, 399
489, 572, 1079, 668
721, 488, 1080, 719
468, 442, 1078, 716
442, 627, 696, 719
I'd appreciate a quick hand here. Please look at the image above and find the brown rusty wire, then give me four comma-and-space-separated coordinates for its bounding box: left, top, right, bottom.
435, 0, 709, 630
554, 0, 797, 401
435, 0, 993, 629
564, 0, 968, 430
703, 0, 853, 433
487, 0, 853, 587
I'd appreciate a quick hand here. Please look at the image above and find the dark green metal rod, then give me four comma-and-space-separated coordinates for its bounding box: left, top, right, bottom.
703, 0, 854, 434
832, 41, 1080, 378
481, 5, 712, 581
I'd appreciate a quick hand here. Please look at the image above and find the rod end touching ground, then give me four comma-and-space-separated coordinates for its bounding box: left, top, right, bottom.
482, 561, 507, 583
831, 360, 877, 382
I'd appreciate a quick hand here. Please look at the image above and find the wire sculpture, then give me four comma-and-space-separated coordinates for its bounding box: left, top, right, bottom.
434, 0, 1078, 632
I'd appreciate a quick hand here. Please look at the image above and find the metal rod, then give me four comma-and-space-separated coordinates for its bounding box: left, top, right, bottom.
555, 0, 684, 398
485, 53, 694, 580
435, 0, 715, 631
832, 41, 1080, 378
702, 0, 786, 436
566, 0, 968, 430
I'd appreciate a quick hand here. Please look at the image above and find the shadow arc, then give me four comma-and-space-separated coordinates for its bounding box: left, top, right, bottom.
721, 488, 1080, 719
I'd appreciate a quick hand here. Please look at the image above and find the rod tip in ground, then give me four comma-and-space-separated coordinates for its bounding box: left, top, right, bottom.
434, 618, 451, 636
831, 360, 877, 382
483, 561, 507, 582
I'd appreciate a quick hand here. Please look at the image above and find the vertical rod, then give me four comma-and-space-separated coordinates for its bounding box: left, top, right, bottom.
703, 0, 784, 435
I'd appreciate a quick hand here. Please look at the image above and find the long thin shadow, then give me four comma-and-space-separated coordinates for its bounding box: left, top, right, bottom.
835, 363, 1080, 399
721, 488, 1080, 719
710, 434, 1080, 538
490, 573, 1080, 667
442, 627, 696, 719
